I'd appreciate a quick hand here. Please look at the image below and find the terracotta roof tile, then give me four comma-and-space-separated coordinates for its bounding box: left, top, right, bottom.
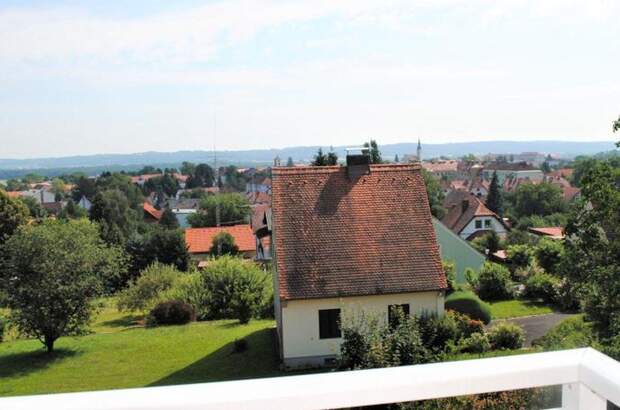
143, 202, 163, 220
271, 164, 446, 301
528, 227, 565, 239
185, 224, 255, 254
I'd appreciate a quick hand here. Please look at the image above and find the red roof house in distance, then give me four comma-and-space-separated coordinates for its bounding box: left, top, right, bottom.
442, 190, 509, 241
143, 202, 163, 223
185, 224, 256, 259
528, 227, 565, 240
270, 151, 446, 368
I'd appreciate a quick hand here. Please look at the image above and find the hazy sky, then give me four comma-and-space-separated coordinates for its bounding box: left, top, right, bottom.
1, 0, 619, 158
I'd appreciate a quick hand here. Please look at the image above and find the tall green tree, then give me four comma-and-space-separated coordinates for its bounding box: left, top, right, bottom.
210, 232, 239, 256
615, 114, 620, 147
286, 157, 294, 167
0, 220, 126, 352
144, 174, 179, 197
0, 189, 29, 244
485, 171, 503, 216
421, 169, 445, 219
513, 182, 565, 218
187, 193, 251, 228
312, 148, 328, 166
186, 164, 215, 188
89, 189, 138, 245
327, 151, 338, 165
563, 159, 620, 357
159, 208, 180, 229
363, 140, 382, 164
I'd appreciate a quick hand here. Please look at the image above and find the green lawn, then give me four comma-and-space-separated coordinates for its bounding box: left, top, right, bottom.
489, 299, 554, 319
0, 304, 281, 397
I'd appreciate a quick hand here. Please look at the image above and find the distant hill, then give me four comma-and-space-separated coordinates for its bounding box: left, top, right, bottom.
0, 140, 616, 179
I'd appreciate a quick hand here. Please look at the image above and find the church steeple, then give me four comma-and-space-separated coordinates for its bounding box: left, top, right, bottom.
417, 138, 422, 161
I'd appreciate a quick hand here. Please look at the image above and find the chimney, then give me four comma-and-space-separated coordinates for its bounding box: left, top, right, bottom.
345, 147, 371, 179
461, 199, 469, 213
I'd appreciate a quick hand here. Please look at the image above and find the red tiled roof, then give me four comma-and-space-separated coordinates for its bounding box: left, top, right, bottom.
247, 191, 271, 204
528, 227, 565, 239
185, 225, 255, 254
131, 174, 161, 184
562, 186, 581, 201
271, 164, 447, 301
6, 191, 22, 199
422, 160, 458, 173
442, 190, 504, 235
251, 204, 270, 233
143, 202, 163, 220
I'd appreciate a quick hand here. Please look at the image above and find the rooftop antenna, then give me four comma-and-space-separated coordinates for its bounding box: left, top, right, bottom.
213, 110, 222, 256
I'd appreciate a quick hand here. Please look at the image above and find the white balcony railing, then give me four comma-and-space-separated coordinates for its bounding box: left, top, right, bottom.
0, 348, 618, 410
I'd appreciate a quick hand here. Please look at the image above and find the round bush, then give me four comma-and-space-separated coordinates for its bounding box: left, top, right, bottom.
445, 291, 492, 324
460, 332, 491, 354
447, 310, 484, 339
0, 315, 7, 343
149, 300, 196, 326
524, 272, 559, 304
477, 262, 514, 301
488, 322, 525, 350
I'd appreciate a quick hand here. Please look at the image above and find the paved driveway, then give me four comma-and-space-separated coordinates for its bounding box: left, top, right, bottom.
490, 313, 574, 346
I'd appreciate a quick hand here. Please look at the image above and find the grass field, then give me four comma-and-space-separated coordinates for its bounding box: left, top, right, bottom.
489, 299, 554, 319
0, 302, 280, 397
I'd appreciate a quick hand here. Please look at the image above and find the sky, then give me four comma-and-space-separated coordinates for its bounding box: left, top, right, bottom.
0, 0, 619, 159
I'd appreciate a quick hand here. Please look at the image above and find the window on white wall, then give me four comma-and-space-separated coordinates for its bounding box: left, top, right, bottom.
475, 220, 482, 229
318, 309, 341, 339
484, 219, 491, 228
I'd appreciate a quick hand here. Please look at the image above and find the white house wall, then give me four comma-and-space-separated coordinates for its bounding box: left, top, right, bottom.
459, 216, 507, 240
280, 291, 444, 365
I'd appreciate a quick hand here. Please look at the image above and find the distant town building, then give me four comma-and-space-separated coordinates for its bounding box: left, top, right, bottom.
442, 190, 508, 240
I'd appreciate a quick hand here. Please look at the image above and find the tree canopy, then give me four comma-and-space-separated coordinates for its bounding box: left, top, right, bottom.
363, 140, 382, 164
0, 189, 29, 244
0, 219, 126, 352
512, 182, 565, 218
563, 159, 620, 358
421, 169, 445, 219
485, 171, 503, 216
187, 193, 251, 228
210, 232, 239, 256
89, 189, 138, 245
312, 148, 328, 166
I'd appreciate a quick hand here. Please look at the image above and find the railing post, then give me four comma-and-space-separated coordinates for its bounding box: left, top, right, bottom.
562, 382, 607, 410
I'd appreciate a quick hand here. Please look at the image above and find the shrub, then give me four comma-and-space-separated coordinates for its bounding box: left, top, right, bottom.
532, 316, 594, 351
339, 310, 430, 370
417, 313, 458, 354
554, 278, 580, 312
477, 262, 514, 301
488, 322, 525, 350
117, 263, 184, 313
464, 268, 478, 289
166, 272, 211, 320
445, 291, 492, 324
149, 300, 195, 325
209, 232, 239, 256
233, 338, 248, 353
442, 260, 456, 294
524, 272, 560, 304
0, 315, 6, 343
513, 261, 545, 282
535, 238, 565, 275
448, 310, 485, 338
459, 332, 491, 354
506, 244, 533, 268
201, 256, 272, 323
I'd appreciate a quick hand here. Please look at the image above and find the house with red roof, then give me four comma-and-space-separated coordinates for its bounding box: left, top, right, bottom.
270, 153, 447, 368
442, 190, 509, 241
184, 224, 256, 260
143, 202, 163, 223
528, 227, 565, 240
